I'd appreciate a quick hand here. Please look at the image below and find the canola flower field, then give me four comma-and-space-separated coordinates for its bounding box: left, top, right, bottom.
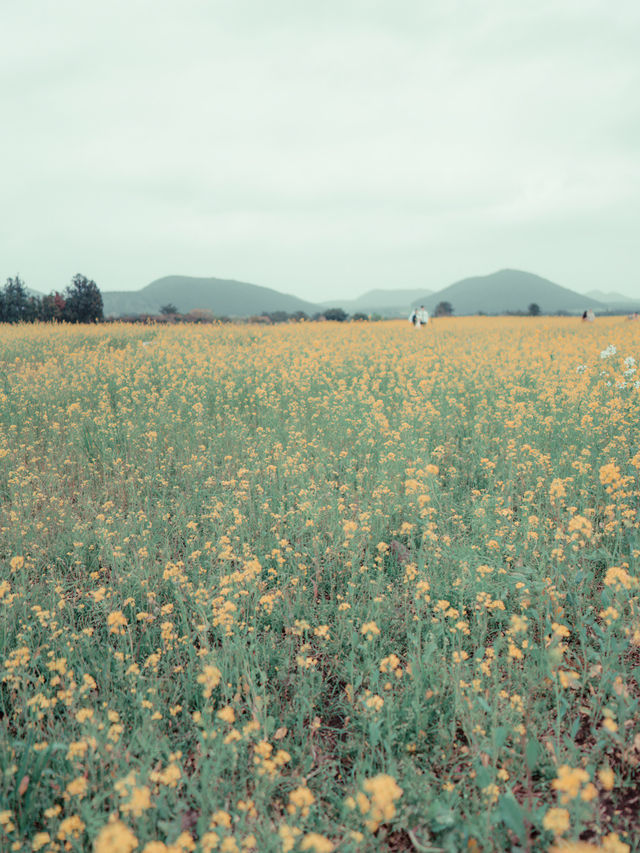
1, 318, 639, 853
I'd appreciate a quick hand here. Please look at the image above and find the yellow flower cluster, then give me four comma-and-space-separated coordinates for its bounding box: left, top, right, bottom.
346, 774, 403, 832
0, 318, 638, 851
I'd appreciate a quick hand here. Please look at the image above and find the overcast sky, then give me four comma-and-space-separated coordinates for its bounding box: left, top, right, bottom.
2, 0, 639, 300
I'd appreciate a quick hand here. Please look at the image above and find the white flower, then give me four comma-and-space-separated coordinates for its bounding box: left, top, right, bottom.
576, 364, 588, 374
600, 344, 617, 359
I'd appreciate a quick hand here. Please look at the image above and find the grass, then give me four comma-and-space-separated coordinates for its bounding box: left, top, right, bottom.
0, 317, 639, 853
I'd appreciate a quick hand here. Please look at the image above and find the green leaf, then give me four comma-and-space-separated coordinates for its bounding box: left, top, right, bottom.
525, 738, 539, 771
499, 793, 526, 843
475, 765, 492, 789
429, 798, 456, 830
494, 726, 509, 750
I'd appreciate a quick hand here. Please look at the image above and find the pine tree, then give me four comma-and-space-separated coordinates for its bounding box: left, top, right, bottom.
0, 275, 30, 323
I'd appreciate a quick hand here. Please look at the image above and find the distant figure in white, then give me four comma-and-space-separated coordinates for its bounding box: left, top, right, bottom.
409, 306, 429, 328
582, 309, 595, 322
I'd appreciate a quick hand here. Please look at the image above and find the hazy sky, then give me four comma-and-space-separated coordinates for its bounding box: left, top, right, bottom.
2, 0, 639, 300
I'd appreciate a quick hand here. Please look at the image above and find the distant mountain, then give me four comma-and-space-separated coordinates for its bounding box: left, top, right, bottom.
322, 288, 432, 316
412, 269, 604, 315
584, 289, 640, 309
102, 275, 319, 317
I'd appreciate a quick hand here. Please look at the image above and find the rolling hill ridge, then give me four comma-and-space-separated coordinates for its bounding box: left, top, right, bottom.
102, 275, 318, 317
321, 288, 432, 316
96, 269, 634, 318
412, 269, 604, 315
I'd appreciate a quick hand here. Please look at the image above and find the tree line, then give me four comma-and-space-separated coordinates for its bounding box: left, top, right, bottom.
155, 305, 372, 324
0, 275, 104, 323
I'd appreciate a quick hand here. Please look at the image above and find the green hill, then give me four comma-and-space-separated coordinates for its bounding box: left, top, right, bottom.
322, 288, 432, 316
584, 290, 640, 310
102, 275, 320, 317
413, 269, 605, 315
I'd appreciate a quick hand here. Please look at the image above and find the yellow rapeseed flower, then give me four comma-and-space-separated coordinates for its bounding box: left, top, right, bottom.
597, 766, 615, 790
360, 621, 380, 640
361, 774, 403, 831
107, 610, 128, 634
197, 664, 222, 698
94, 818, 138, 853
288, 785, 315, 816
543, 807, 570, 834
552, 765, 590, 802
299, 834, 334, 853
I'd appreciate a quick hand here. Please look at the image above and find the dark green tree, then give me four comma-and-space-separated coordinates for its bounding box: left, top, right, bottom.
324, 307, 348, 322
528, 303, 541, 316
24, 295, 42, 322
0, 275, 30, 323
41, 292, 67, 322
265, 310, 289, 323
160, 303, 179, 315
434, 301, 453, 317
64, 274, 103, 323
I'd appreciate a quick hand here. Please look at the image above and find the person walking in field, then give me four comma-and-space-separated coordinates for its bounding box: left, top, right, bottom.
409, 306, 429, 328
409, 305, 430, 328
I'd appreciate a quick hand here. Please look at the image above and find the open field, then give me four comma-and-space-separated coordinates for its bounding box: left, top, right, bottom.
1, 318, 639, 853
